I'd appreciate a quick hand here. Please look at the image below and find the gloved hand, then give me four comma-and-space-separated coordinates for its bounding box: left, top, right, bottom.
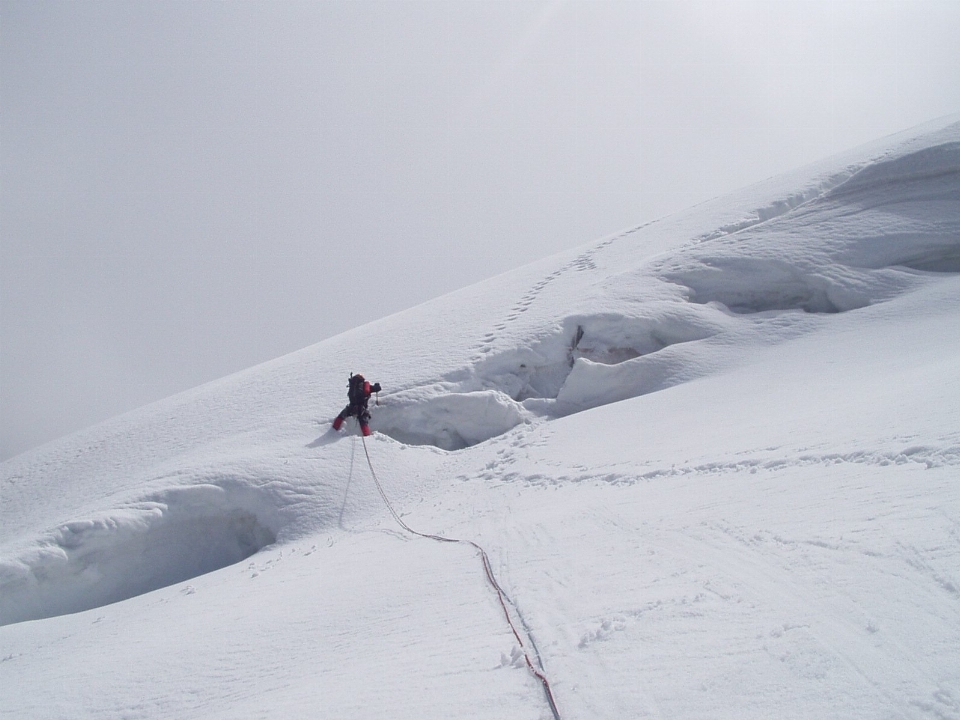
372, 382, 382, 393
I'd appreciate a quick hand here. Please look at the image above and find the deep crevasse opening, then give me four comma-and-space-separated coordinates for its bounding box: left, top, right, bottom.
0, 484, 277, 626
370, 311, 720, 450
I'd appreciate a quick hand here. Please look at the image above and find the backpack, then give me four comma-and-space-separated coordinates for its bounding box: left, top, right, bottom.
348, 374, 367, 406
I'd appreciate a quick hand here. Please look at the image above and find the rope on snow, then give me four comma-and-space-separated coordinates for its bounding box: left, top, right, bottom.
359, 432, 562, 720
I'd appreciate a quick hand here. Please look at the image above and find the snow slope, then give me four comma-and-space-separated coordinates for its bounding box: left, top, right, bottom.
2, 115, 959, 719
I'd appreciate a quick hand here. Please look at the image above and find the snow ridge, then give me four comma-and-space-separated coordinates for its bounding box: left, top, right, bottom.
370, 135, 960, 451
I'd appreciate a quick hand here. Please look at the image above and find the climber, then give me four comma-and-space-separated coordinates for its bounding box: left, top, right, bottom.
332, 373, 382, 436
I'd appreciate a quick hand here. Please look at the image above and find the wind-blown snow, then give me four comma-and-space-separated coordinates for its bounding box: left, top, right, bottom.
2, 115, 959, 719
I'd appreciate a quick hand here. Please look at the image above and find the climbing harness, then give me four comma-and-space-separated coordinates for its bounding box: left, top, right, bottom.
359, 431, 562, 720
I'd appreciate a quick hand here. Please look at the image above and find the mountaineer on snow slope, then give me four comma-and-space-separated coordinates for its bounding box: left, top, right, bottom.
332, 373, 382, 436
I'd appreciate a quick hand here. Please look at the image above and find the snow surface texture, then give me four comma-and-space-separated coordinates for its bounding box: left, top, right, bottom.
2, 115, 959, 719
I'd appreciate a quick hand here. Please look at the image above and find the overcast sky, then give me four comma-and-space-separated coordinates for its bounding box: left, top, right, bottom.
2, 0, 959, 460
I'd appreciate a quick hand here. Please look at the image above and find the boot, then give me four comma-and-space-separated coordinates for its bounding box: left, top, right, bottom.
332, 416, 344, 431
361, 424, 372, 437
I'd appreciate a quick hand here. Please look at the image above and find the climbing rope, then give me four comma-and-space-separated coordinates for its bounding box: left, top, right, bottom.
359, 432, 562, 720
